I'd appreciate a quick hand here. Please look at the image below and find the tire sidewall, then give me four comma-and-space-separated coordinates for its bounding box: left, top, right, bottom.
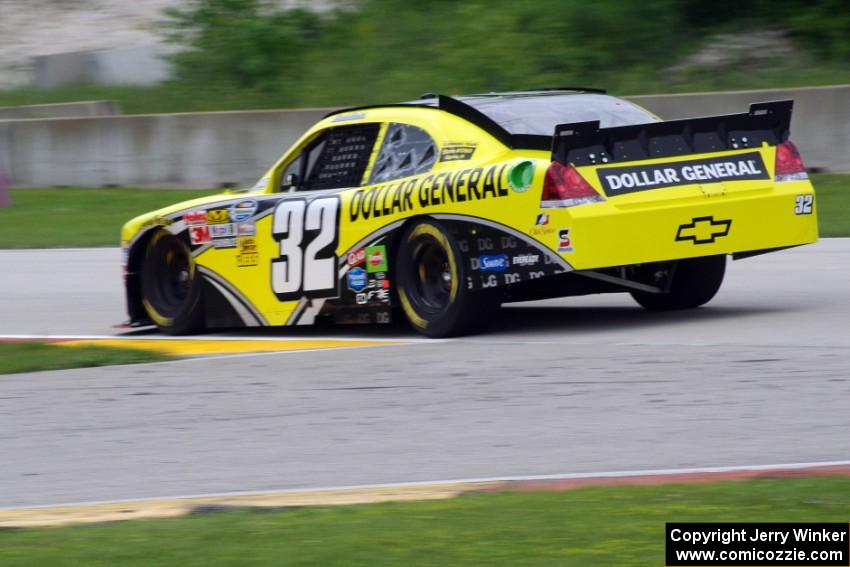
396, 219, 471, 337
140, 230, 204, 334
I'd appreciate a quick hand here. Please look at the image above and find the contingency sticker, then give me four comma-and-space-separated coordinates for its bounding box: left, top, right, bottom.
439, 143, 477, 162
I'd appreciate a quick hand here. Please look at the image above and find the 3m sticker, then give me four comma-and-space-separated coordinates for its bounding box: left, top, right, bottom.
189, 225, 212, 245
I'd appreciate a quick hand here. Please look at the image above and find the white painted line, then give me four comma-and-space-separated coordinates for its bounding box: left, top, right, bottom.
5, 459, 850, 511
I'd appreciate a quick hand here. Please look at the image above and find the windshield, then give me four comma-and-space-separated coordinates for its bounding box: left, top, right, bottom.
458, 93, 659, 135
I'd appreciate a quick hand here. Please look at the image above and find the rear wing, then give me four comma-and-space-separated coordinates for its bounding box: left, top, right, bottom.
552, 100, 793, 167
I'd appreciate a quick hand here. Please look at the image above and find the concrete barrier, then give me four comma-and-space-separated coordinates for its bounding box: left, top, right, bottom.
1, 108, 331, 188
1, 85, 848, 188
32, 46, 173, 88
0, 101, 121, 120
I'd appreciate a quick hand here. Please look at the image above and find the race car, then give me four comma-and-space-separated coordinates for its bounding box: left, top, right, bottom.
121, 89, 818, 337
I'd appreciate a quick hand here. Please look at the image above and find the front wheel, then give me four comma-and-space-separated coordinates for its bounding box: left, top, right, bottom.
630, 255, 726, 311
140, 230, 205, 334
396, 220, 497, 337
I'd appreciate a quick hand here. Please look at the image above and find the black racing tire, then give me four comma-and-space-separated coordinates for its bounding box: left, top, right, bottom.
630, 255, 726, 311
140, 230, 205, 335
396, 219, 498, 337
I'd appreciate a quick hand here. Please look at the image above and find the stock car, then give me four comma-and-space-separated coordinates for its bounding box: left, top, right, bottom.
121, 88, 818, 337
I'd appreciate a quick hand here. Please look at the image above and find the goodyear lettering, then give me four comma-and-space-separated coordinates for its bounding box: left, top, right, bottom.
349, 164, 509, 222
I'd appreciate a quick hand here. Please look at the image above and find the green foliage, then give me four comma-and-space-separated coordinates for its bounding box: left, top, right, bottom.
162, 0, 322, 88
2, 0, 850, 112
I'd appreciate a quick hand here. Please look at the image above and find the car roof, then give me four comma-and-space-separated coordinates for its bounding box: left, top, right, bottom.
323, 89, 655, 151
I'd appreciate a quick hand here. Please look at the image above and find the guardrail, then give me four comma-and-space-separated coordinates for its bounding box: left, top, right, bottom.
0, 85, 847, 188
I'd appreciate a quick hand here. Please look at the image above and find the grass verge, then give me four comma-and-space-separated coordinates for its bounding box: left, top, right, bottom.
810, 174, 850, 237
1, 477, 849, 566
0, 342, 172, 374
0, 175, 846, 249
0, 188, 219, 248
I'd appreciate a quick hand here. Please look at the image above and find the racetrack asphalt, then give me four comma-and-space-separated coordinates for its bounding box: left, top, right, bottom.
0, 241, 849, 508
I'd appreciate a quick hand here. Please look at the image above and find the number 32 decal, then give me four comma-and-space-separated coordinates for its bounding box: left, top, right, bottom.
794, 194, 813, 215
271, 197, 340, 301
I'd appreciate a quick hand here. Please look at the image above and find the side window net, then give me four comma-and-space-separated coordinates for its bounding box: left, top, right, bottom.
303, 124, 380, 190
368, 123, 437, 184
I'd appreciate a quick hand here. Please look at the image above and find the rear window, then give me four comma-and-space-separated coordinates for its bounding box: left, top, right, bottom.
460, 93, 658, 136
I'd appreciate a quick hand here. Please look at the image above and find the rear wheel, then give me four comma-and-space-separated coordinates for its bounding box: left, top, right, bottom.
396, 220, 497, 337
140, 231, 204, 334
630, 255, 726, 311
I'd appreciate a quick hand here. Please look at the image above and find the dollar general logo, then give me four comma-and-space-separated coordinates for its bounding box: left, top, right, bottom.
675, 216, 732, 245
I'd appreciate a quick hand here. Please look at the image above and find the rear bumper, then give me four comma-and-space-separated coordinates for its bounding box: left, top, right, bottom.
552, 180, 818, 270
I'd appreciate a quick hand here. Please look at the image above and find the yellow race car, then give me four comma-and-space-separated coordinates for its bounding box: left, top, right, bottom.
121, 89, 818, 337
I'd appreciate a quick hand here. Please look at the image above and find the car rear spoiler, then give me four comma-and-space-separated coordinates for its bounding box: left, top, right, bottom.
551, 100, 793, 167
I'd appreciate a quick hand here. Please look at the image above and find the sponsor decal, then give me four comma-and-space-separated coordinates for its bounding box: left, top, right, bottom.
512, 254, 540, 267
373, 271, 386, 280
507, 160, 535, 193
479, 254, 509, 272
206, 209, 230, 224
558, 229, 574, 253
210, 223, 234, 238
530, 213, 554, 237
675, 216, 732, 245
794, 194, 814, 215
237, 253, 258, 267
184, 210, 206, 225
439, 143, 477, 162
189, 225, 212, 245
356, 288, 390, 305
347, 247, 366, 267
381, 278, 391, 289
365, 245, 388, 273
349, 164, 509, 221
347, 267, 368, 292
230, 199, 258, 222
213, 237, 237, 249
332, 111, 367, 122
236, 222, 256, 236
238, 237, 257, 253
597, 152, 769, 195
139, 216, 174, 230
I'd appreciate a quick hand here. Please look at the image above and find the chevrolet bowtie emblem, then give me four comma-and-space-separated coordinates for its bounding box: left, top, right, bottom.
676, 216, 732, 244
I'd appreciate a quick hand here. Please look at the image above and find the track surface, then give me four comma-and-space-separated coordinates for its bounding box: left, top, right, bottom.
1, 242, 849, 508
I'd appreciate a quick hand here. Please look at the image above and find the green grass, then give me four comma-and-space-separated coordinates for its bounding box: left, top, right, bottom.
0, 188, 219, 248
1, 477, 849, 566
0, 342, 172, 374
812, 174, 850, 237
